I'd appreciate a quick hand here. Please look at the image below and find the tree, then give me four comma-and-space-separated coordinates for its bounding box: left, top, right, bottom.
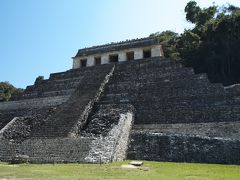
177, 30, 201, 67
0, 82, 24, 101
150, 31, 180, 60
185, 1, 217, 26
180, 1, 240, 85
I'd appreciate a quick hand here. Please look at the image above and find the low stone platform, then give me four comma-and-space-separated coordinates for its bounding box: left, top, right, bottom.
127, 131, 240, 164
131, 122, 240, 140
127, 122, 240, 164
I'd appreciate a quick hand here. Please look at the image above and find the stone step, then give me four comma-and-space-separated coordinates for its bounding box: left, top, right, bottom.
104, 80, 223, 97
48, 64, 111, 80
14, 64, 113, 101
16, 89, 73, 100
12, 137, 93, 163
49, 70, 91, 80
116, 58, 181, 71
107, 68, 195, 86
111, 65, 186, 81
0, 109, 33, 130
98, 79, 224, 104
96, 94, 238, 111
115, 63, 182, 74
25, 78, 82, 92
134, 105, 240, 124
0, 107, 56, 138
30, 65, 114, 138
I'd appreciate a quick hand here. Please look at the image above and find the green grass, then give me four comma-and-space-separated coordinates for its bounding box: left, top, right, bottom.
0, 161, 239, 180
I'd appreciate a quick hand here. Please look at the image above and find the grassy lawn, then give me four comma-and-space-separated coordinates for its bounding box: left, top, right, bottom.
0, 161, 239, 180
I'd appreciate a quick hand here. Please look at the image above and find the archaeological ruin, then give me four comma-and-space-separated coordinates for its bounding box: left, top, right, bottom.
0, 37, 240, 164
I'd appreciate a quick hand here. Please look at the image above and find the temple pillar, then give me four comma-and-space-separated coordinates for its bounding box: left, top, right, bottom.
101, 54, 109, 64
151, 45, 163, 57
134, 49, 143, 60
72, 58, 80, 69
119, 52, 127, 62
87, 56, 94, 67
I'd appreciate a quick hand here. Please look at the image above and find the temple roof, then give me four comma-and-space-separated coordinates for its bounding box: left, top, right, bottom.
74, 37, 159, 58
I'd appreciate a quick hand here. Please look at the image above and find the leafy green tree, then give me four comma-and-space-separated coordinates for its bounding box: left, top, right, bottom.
150, 1, 239, 85
180, 1, 240, 85
185, 1, 217, 26
0, 82, 24, 101
178, 30, 201, 67
150, 31, 181, 60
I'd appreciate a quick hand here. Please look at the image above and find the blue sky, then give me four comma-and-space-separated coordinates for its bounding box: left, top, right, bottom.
1, 0, 240, 88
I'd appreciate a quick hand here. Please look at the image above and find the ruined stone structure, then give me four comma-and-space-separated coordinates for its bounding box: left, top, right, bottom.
72, 37, 163, 69
0, 37, 240, 164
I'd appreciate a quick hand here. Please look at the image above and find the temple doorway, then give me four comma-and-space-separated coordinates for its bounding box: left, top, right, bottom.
109, 54, 119, 63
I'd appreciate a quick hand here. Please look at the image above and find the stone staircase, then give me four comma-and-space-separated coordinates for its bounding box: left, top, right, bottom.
30, 64, 114, 138
12, 67, 100, 100
0, 67, 96, 131
0, 64, 113, 138
81, 104, 134, 163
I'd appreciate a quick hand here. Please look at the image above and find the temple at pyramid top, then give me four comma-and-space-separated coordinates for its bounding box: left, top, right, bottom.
72, 37, 163, 69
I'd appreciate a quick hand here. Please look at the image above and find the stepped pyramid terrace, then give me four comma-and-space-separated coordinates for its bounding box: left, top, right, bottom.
0, 37, 240, 164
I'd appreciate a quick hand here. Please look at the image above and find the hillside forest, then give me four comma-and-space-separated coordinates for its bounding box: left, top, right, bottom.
151, 1, 240, 86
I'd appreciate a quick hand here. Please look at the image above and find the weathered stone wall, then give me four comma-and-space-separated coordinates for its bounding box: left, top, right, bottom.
0, 140, 18, 161
225, 84, 240, 96
83, 104, 134, 163
0, 138, 91, 163
113, 112, 134, 162
127, 132, 240, 164
132, 122, 240, 140
0, 107, 57, 132
0, 96, 69, 111
0, 105, 134, 164
21, 138, 92, 163
0, 117, 30, 141
0, 107, 57, 142
127, 121, 240, 164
